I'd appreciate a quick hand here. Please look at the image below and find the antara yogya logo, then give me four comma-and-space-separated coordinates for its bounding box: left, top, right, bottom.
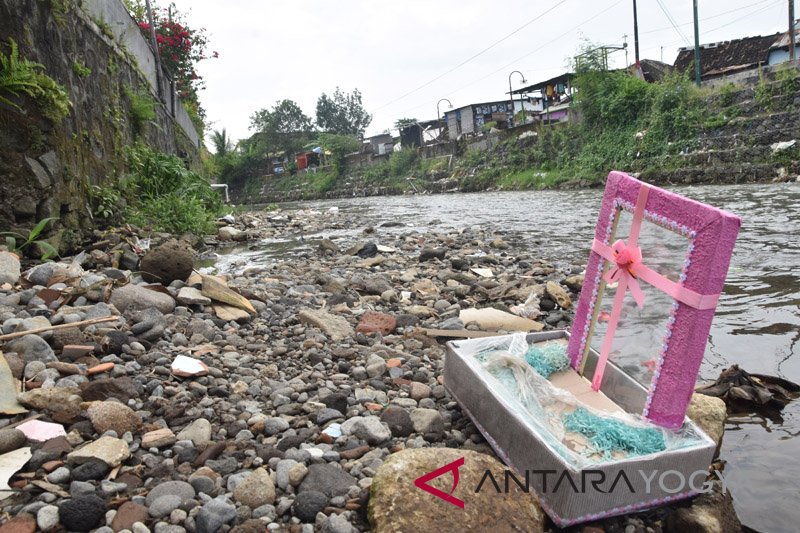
413, 457, 465, 508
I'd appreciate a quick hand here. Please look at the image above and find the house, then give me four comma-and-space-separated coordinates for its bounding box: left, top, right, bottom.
398, 119, 445, 148
443, 99, 539, 140
674, 22, 797, 81
364, 133, 394, 155
511, 73, 575, 124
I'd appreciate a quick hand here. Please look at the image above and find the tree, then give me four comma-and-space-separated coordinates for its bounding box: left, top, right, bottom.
317, 133, 360, 176
394, 118, 417, 130
210, 128, 233, 158
250, 99, 315, 156
315, 87, 372, 138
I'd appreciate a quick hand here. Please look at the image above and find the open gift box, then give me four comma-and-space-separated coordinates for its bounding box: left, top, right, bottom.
444, 172, 741, 526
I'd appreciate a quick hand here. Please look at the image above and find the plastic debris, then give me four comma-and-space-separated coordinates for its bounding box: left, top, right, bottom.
171, 355, 209, 377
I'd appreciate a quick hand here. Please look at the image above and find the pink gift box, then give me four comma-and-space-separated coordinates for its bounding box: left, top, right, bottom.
568, 171, 741, 428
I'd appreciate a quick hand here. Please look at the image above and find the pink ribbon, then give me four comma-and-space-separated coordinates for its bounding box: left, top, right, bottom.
589, 184, 720, 391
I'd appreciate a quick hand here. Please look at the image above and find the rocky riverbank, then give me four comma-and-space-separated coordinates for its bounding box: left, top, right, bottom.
0, 207, 735, 533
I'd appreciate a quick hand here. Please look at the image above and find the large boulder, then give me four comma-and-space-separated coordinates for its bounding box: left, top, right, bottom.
110, 283, 175, 314
0, 251, 21, 285
666, 482, 741, 533
369, 448, 544, 533
139, 239, 193, 284
687, 393, 727, 454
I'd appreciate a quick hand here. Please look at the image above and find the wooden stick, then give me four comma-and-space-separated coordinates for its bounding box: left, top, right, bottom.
0, 316, 119, 342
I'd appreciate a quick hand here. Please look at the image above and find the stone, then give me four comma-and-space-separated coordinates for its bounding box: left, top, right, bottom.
262, 417, 289, 436
16, 317, 52, 340
408, 382, 432, 401
36, 505, 59, 531
177, 286, 211, 306
298, 463, 357, 498
139, 239, 193, 284
362, 276, 392, 295
0, 515, 36, 533
217, 226, 245, 241
409, 408, 444, 438
292, 490, 328, 523
87, 401, 142, 435
129, 307, 167, 342
17, 387, 82, 423
176, 418, 212, 447
341, 416, 391, 444
142, 428, 176, 448
323, 513, 357, 533
232, 468, 275, 508
687, 393, 727, 453
110, 284, 175, 314
80, 377, 140, 403
322, 393, 348, 414
380, 406, 414, 437
145, 481, 196, 507
195, 498, 237, 533
545, 281, 572, 309
419, 248, 446, 262
70, 461, 110, 481
316, 408, 343, 425
365, 354, 387, 378
666, 482, 741, 533
149, 494, 182, 518
6, 335, 56, 364
67, 436, 130, 467
297, 309, 354, 341
368, 448, 544, 533
58, 494, 106, 531
356, 311, 396, 335
0, 429, 27, 454
563, 274, 584, 291
288, 462, 308, 486
111, 502, 149, 532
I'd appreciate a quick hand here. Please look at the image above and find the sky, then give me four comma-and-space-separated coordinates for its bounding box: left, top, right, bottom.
170, 0, 794, 144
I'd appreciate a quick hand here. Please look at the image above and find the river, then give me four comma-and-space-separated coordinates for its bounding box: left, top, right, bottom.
219, 182, 800, 532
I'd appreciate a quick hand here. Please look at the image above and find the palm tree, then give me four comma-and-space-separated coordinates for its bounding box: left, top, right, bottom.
210, 128, 234, 158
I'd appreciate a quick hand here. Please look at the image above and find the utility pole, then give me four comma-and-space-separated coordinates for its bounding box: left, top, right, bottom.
632, 0, 640, 65
790, 0, 796, 61
693, 0, 701, 86
144, 0, 164, 101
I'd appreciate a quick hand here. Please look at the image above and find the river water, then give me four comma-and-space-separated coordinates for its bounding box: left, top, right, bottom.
223, 183, 800, 532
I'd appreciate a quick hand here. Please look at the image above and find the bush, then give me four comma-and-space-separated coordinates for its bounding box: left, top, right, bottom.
0, 38, 70, 122
123, 145, 223, 234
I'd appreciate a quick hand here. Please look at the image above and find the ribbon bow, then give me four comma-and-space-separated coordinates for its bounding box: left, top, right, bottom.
605, 240, 645, 308
588, 184, 720, 392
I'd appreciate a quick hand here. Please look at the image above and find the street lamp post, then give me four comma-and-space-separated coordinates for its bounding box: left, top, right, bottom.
508, 70, 526, 127
436, 98, 453, 136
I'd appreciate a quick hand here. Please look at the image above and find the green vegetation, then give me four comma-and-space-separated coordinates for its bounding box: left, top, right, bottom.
756, 64, 799, 111
0, 38, 71, 122
2, 218, 59, 260
72, 60, 91, 78
117, 146, 223, 234
317, 133, 360, 176
124, 87, 156, 135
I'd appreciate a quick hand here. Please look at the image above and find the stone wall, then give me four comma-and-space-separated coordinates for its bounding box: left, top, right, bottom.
0, 0, 199, 247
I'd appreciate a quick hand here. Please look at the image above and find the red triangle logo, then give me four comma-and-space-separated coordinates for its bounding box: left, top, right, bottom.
413, 457, 465, 508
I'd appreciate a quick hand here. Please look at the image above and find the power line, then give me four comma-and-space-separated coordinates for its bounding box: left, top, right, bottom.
373, 0, 568, 112
655, 0, 691, 45
640, 0, 775, 35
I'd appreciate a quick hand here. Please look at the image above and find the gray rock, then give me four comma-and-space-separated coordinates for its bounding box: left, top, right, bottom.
316, 408, 343, 425
195, 498, 236, 533
410, 408, 444, 438
37, 504, 60, 531
262, 417, 290, 436
298, 463, 357, 498
0, 428, 27, 454
46, 466, 71, 484
297, 308, 354, 342
176, 418, 212, 447
275, 459, 298, 491
110, 284, 176, 314
129, 307, 167, 342
149, 494, 183, 518
0, 251, 21, 285
419, 248, 446, 262
70, 481, 97, 498
6, 334, 56, 364
177, 287, 211, 306
341, 416, 391, 444
144, 480, 196, 507
292, 490, 328, 523
322, 513, 357, 533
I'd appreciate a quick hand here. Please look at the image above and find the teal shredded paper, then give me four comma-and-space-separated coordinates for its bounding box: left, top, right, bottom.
524, 343, 570, 378
563, 407, 667, 457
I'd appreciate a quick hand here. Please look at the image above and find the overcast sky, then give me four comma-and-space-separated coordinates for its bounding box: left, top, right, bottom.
171, 0, 793, 144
